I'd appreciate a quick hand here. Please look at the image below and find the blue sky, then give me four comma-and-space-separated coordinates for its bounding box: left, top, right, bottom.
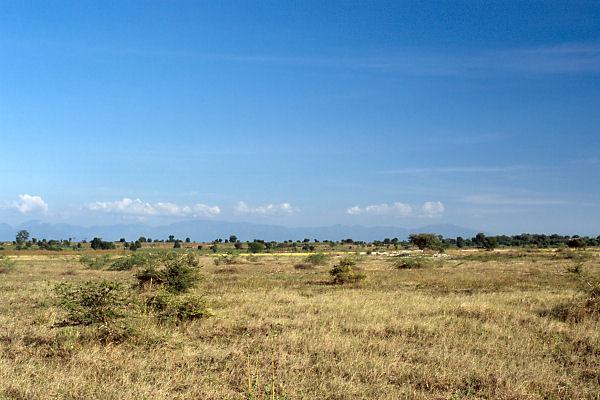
1, 1, 599, 235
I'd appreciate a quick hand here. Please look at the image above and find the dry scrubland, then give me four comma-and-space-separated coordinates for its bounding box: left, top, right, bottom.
1, 249, 599, 399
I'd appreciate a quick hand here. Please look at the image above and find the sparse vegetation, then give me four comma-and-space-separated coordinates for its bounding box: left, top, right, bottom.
393, 256, 435, 269
0, 255, 16, 274
1, 248, 599, 399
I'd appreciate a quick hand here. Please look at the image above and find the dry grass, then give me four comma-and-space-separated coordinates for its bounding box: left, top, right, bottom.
0, 250, 599, 399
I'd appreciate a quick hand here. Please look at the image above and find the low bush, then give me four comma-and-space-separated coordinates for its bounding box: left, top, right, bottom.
145, 290, 212, 323
109, 253, 152, 271
330, 258, 365, 284
393, 257, 433, 269
79, 254, 111, 270
135, 253, 201, 294
53, 280, 129, 326
213, 254, 239, 266
304, 253, 329, 266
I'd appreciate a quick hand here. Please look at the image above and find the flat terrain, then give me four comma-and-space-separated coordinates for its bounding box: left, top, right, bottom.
1, 249, 599, 399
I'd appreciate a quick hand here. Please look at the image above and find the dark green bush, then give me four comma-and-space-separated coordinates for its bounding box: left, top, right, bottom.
146, 290, 212, 322
135, 253, 201, 294
330, 258, 365, 284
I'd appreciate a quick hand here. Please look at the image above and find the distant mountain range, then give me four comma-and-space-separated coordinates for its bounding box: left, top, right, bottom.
0, 220, 482, 242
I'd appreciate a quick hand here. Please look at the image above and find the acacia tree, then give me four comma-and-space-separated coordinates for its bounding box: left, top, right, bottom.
408, 233, 444, 252
16, 230, 29, 245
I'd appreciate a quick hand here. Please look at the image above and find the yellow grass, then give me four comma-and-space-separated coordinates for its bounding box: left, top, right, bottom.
0, 249, 599, 399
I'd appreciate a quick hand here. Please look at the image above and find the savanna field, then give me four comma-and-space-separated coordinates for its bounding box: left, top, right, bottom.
1, 248, 599, 399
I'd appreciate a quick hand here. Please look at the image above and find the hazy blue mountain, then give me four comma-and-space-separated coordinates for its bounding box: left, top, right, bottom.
0, 220, 481, 242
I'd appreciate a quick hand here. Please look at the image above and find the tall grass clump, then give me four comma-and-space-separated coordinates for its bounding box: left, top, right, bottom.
541, 281, 600, 323
330, 257, 365, 284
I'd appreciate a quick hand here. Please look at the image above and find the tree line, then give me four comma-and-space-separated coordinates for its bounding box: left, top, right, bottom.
4, 230, 599, 252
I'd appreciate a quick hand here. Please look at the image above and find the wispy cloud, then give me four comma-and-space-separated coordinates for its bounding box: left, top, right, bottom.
461, 194, 567, 206
234, 201, 298, 216
29, 38, 600, 76
380, 165, 530, 175
420, 201, 445, 218
346, 202, 412, 217
86, 198, 221, 217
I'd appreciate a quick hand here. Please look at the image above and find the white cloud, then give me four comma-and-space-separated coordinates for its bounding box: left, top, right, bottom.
86, 198, 220, 217
13, 194, 49, 214
346, 206, 362, 215
346, 202, 412, 217
420, 201, 445, 218
234, 201, 298, 216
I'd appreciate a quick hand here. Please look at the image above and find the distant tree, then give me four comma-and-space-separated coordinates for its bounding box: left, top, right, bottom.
248, 241, 265, 254
456, 236, 465, 248
168, 235, 175, 242
138, 236, 147, 243
90, 237, 116, 250
16, 230, 29, 245
567, 237, 586, 249
185, 237, 191, 243
482, 236, 498, 251
409, 233, 444, 251
119, 238, 126, 243
229, 235, 238, 243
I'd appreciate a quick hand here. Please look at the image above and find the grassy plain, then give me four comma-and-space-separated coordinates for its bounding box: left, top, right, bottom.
0, 249, 599, 399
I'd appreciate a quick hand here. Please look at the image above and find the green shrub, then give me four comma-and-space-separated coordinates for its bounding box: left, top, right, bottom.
248, 242, 265, 254
79, 254, 111, 270
53, 280, 128, 326
0, 256, 16, 274
135, 253, 201, 294
330, 258, 365, 284
213, 254, 239, 266
304, 253, 329, 266
109, 252, 151, 271
146, 290, 212, 322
